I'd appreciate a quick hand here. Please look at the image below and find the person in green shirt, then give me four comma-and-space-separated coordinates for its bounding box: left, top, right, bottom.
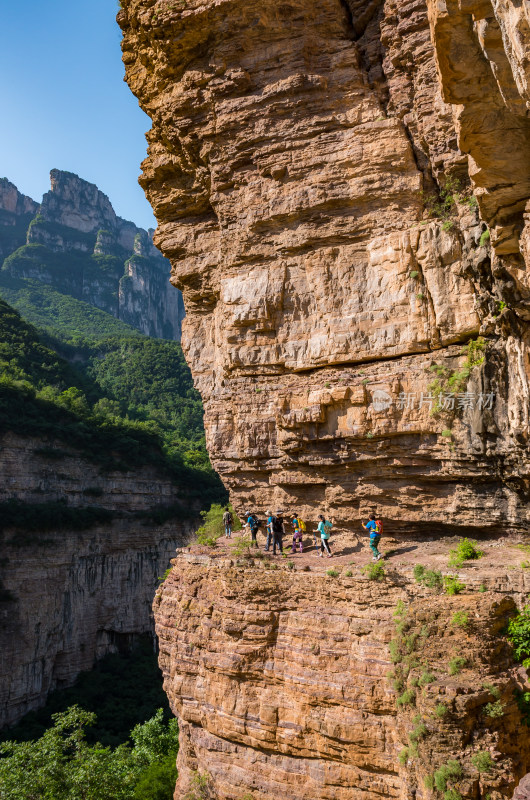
317, 514, 333, 557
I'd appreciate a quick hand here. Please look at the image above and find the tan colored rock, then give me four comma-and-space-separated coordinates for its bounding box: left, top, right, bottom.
155, 553, 530, 799
120, 0, 530, 538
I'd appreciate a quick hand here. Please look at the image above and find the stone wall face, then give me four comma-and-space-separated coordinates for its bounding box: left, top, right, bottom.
0, 433, 197, 729
119, 0, 530, 536
155, 554, 530, 800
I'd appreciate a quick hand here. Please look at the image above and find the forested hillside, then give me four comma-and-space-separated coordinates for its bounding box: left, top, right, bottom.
0, 295, 221, 491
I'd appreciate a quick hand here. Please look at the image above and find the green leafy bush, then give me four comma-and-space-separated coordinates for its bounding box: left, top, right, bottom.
479, 229, 490, 246
414, 565, 443, 590
361, 561, 385, 581
434, 760, 462, 792
483, 700, 504, 718
428, 338, 486, 414
397, 689, 416, 707
409, 716, 427, 743
398, 748, 409, 766
448, 656, 467, 676
327, 568, 339, 577
0, 706, 178, 800
471, 751, 494, 773
451, 611, 469, 629
448, 538, 483, 567
419, 670, 434, 687
434, 703, 448, 718
183, 772, 211, 800
507, 605, 530, 668
444, 576, 465, 595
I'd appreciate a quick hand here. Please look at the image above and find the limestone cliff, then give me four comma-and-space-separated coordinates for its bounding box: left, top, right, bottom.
0, 179, 39, 261
119, 0, 530, 535
0, 431, 198, 729
0, 171, 185, 339
156, 549, 530, 800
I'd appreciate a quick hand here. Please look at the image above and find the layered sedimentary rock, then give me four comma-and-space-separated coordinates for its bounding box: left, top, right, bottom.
0, 433, 197, 729
0, 170, 185, 339
119, 0, 530, 535
0, 179, 39, 260
156, 553, 530, 800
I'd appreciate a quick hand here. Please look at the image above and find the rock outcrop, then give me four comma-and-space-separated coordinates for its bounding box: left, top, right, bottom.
119, 0, 530, 535
0, 170, 185, 339
0, 432, 197, 729
0, 179, 39, 261
156, 551, 530, 800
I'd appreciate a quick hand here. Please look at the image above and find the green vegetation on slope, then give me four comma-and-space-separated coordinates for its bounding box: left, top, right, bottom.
0, 297, 224, 500
0, 273, 140, 340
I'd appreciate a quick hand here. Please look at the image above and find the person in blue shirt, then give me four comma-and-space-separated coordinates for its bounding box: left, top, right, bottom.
246, 512, 260, 548
362, 513, 382, 561
264, 510, 274, 551
317, 514, 333, 557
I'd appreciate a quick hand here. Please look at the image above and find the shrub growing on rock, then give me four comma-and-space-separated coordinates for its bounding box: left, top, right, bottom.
413, 564, 443, 591
448, 656, 467, 676
471, 751, 494, 773
507, 605, 530, 668
361, 561, 385, 581
444, 576, 465, 595
451, 611, 469, 629
483, 700, 504, 719
434, 760, 462, 792
448, 538, 483, 568
397, 689, 416, 707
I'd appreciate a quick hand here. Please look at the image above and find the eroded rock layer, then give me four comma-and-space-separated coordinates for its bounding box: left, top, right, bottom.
0, 434, 196, 729
155, 553, 530, 800
119, 0, 530, 534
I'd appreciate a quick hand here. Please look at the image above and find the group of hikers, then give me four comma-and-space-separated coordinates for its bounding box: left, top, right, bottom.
221, 508, 384, 560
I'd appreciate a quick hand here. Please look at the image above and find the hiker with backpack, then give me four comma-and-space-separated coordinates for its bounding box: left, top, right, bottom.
271, 511, 285, 555
362, 513, 383, 561
317, 514, 333, 557
290, 513, 306, 554
246, 511, 261, 548
223, 507, 233, 538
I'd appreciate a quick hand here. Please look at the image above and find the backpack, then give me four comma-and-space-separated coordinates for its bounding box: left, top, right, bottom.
299, 519, 306, 532
272, 516, 283, 534
250, 515, 261, 529
375, 519, 383, 535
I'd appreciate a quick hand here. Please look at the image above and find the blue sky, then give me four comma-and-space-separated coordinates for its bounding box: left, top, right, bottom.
0, 0, 156, 229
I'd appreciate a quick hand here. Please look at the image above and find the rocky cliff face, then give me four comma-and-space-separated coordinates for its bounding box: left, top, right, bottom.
0, 179, 39, 261
156, 550, 530, 800
0, 170, 185, 339
0, 432, 197, 729
119, 0, 530, 534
